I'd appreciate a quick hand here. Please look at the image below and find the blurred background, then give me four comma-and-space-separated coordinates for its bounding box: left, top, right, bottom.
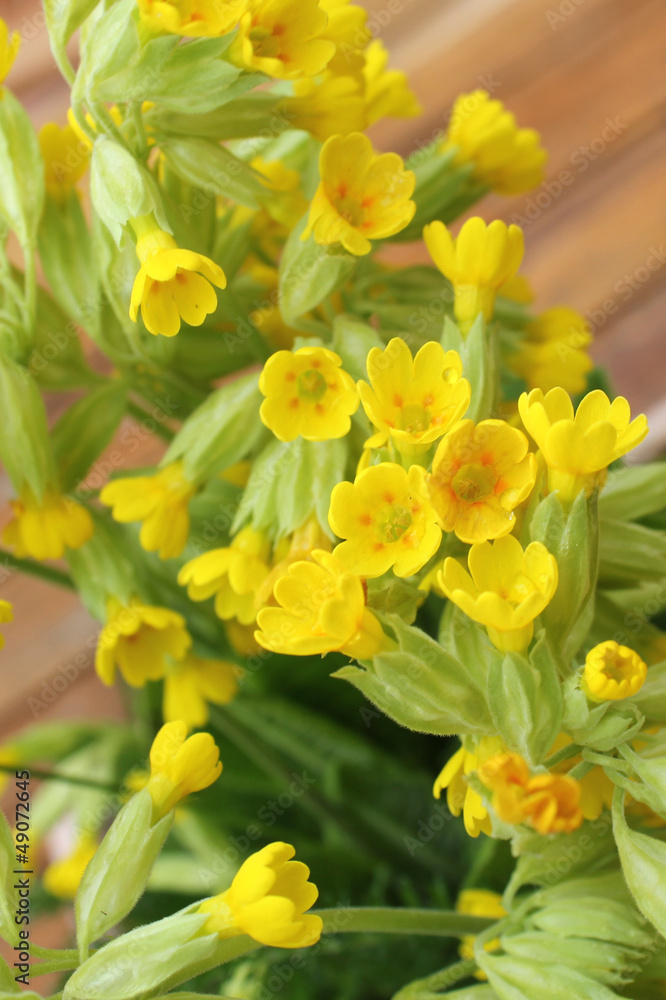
1, 0, 665, 739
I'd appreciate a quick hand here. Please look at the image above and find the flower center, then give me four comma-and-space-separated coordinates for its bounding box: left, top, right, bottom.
249, 25, 281, 59
396, 404, 431, 435
600, 651, 630, 683
374, 503, 412, 544
451, 463, 496, 503
335, 195, 364, 228
297, 368, 328, 402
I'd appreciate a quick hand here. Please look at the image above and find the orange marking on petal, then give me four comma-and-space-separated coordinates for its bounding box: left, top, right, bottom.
289, 398, 300, 408
383, 493, 395, 504
360, 513, 372, 526
393, 394, 403, 407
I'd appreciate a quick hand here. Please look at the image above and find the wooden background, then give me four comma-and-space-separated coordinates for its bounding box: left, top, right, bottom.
1, 0, 665, 739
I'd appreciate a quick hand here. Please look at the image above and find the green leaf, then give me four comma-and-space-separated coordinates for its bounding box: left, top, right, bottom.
91, 136, 170, 246
45, 0, 101, 79
0, 90, 44, 250
148, 91, 279, 142
0, 356, 56, 499
613, 787, 666, 938
331, 314, 384, 381
66, 512, 137, 619
52, 380, 127, 493
162, 138, 267, 209
279, 218, 356, 325
74, 0, 140, 107
38, 192, 101, 337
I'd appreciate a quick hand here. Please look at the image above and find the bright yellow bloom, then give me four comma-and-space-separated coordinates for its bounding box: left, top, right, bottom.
457, 888, 506, 973
100, 462, 196, 560
95, 597, 191, 687
129, 218, 227, 337
362, 40, 421, 126
518, 387, 649, 502
443, 90, 547, 196
303, 133, 416, 256
510, 307, 593, 394
424, 218, 524, 333
549, 733, 613, 821
438, 535, 558, 652
38, 123, 90, 202
358, 338, 470, 456
0, 19, 20, 87
427, 419, 537, 544
259, 346, 358, 442
43, 834, 97, 899
2, 489, 93, 561
231, 0, 335, 79
253, 157, 308, 230
318, 0, 369, 74
283, 75, 367, 142
0, 600, 13, 649
500, 274, 535, 305
434, 737, 505, 838
583, 640, 647, 702
199, 842, 322, 948
163, 654, 239, 727
137, 0, 243, 36
178, 527, 272, 625
255, 549, 388, 658
328, 463, 441, 579
479, 752, 583, 835
256, 517, 332, 608
146, 720, 222, 819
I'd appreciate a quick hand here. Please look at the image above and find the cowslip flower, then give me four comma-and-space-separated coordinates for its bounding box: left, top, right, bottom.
427, 419, 537, 544
178, 527, 272, 625
0, 601, 13, 649
146, 720, 222, 820
0, 18, 19, 87
583, 640, 647, 702
259, 346, 359, 442
43, 834, 97, 900
434, 736, 505, 838
362, 40, 421, 126
510, 307, 593, 395
424, 217, 524, 333
442, 90, 547, 195
129, 217, 227, 337
328, 463, 441, 578
319, 0, 369, 73
100, 461, 196, 560
95, 597, 192, 687
39, 122, 90, 202
163, 654, 239, 727
358, 338, 470, 456
137, 0, 243, 36
198, 842, 322, 948
255, 517, 333, 608
2, 489, 93, 561
478, 752, 583, 835
518, 387, 649, 502
549, 733, 613, 821
457, 889, 506, 973
302, 133, 416, 256
283, 76, 367, 142
255, 549, 388, 658
231, 0, 335, 79
438, 535, 558, 652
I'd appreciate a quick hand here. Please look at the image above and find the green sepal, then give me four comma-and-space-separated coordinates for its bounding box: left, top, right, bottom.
44, 0, 100, 81
90, 137, 170, 247
0, 808, 19, 945
52, 380, 127, 493
330, 314, 384, 381
500, 932, 646, 986
73, 0, 140, 108
76, 789, 174, 956
0, 89, 44, 252
567, 700, 644, 753
150, 92, 281, 142
631, 660, 666, 722
598, 518, 666, 586
616, 744, 666, 819
613, 786, 666, 938
393, 148, 478, 243
441, 314, 496, 423
365, 575, 422, 626
232, 435, 346, 542
479, 953, 624, 1000
0, 356, 57, 500
279, 219, 356, 325
66, 512, 137, 620
38, 192, 101, 338
162, 138, 268, 210
599, 462, 666, 521
334, 613, 495, 737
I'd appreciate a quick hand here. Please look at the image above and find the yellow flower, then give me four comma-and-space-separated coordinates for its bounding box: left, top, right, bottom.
358, 337, 470, 456
518, 387, 649, 502
38, 122, 90, 202
283, 75, 367, 142
583, 640, 647, 702
457, 888, 506, 973
198, 841, 322, 949
163, 655, 239, 727
100, 462, 196, 560
434, 737, 505, 838
253, 157, 308, 230
129, 217, 227, 337
362, 40, 421, 126
146, 720, 222, 819
442, 90, 547, 195
549, 733, 613, 821
255, 549, 388, 658
318, 0, 369, 75
178, 527, 272, 626
427, 419, 537, 544
510, 307, 593, 394
424, 217, 524, 333
438, 535, 558, 653
303, 133, 416, 256
2, 489, 93, 561
259, 346, 359, 442
478, 752, 583, 835
0, 19, 20, 87
256, 517, 332, 607
328, 463, 441, 578
0, 600, 13, 649
43, 834, 97, 900
95, 597, 192, 687
137, 0, 242, 36
231, 0, 335, 79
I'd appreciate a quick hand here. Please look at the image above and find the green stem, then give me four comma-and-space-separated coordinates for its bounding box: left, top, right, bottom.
317, 908, 493, 938
0, 548, 76, 590
544, 742, 583, 769
23, 246, 37, 330
393, 958, 478, 999
131, 102, 149, 159
127, 397, 175, 442
31, 945, 79, 960
568, 759, 595, 782
0, 763, 116, 792
30, 958, 79, 977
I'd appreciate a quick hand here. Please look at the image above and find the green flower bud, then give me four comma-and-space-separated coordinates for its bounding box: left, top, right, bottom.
90, 138, 170, 247
479, 954, 621, 1000
279, 219, 356, 326
162, 138, 268, 210
599, 518, 666, 586
0, 89, 44, 252
0, 356, 57, 500
568, 702, 644, 753
501, 932, 646, 987
613, 787, 666, 938
67, 514, 137, 621
330, 315, 384, 381
599, 462, 666, 521
441, 315, 496, 423
52, 381, 127, 494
